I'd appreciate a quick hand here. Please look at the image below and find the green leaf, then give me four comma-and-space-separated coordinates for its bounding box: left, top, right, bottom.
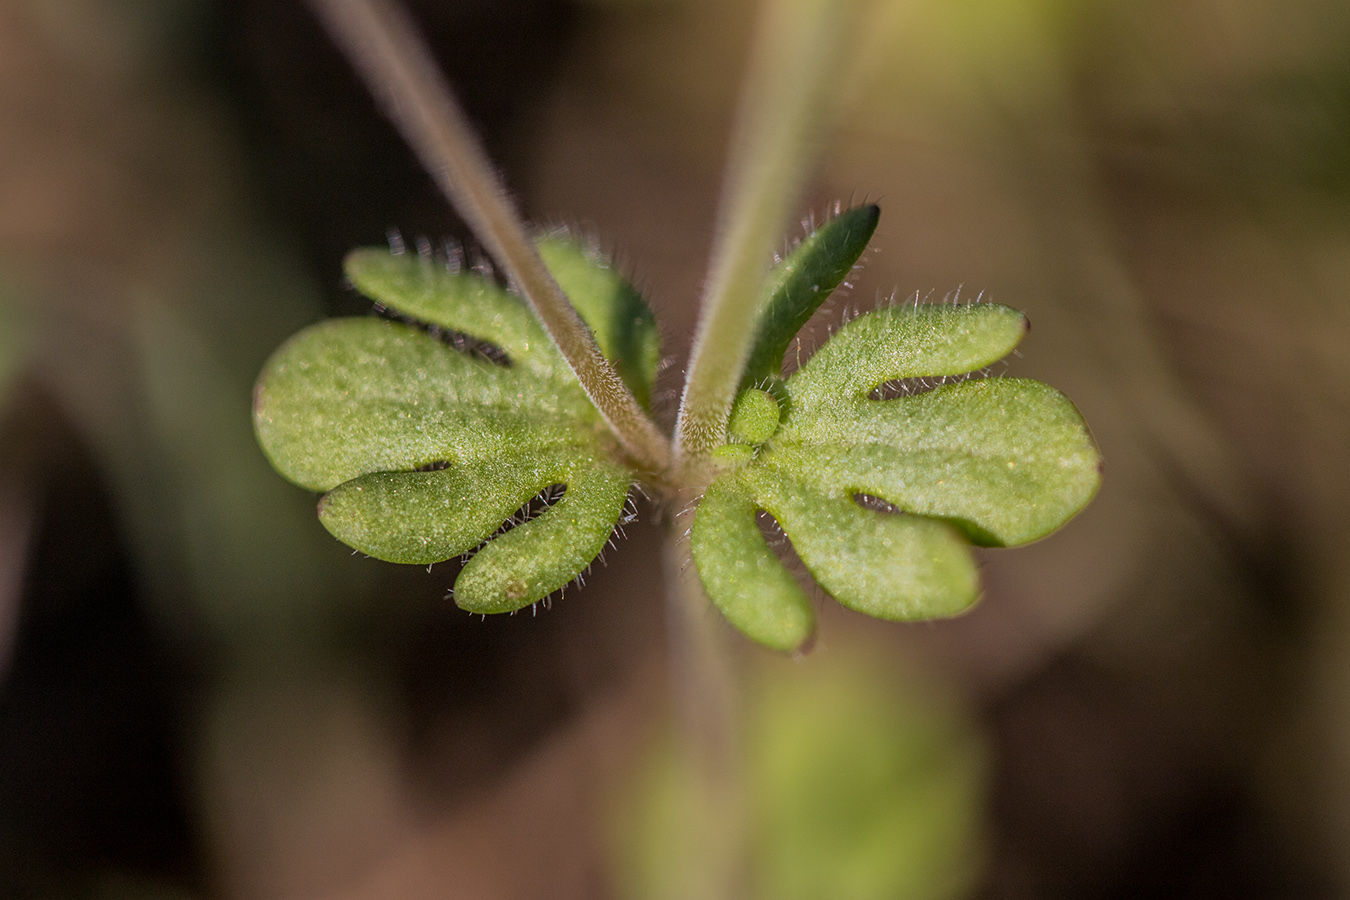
691, 465, 977, 638
740, 204, 880, 389
344, 247, 560, 379
788, 301, 1029, 408
747, 465, 980, 621
778, 302, 1099, 546
253, 241, 656, 612
316, 451, 577, 565
774, 378, 1100, 546
253, 318, 595, 492
256, 209, 1100, 641
688, 475, 816, 652
453, 456, 632, 612
536, 235, 662, 409
692, 299, 1099, 649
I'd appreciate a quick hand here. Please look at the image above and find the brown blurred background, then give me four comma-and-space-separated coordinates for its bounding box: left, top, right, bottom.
2, 0, 1350, 897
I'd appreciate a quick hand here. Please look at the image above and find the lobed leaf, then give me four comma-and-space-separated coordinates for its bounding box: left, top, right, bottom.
253, 318, 594, 492
253, 238, 660, 609
788, 302, 1028, 410
774, 378, 1101, 546
344, 247, 559, 377
691, 462, 979, 653
316, 450, 579, 565
689, 475, 816, 652
453, 456, 632, 613
746, 466, 980, 622
692, 299, 1100, 650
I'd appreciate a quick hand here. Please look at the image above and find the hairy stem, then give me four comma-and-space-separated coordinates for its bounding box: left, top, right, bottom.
674, 0, 861, 466
309, 0, 671, 479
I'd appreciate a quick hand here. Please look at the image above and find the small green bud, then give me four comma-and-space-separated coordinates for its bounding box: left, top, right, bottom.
726, 388, 781, 446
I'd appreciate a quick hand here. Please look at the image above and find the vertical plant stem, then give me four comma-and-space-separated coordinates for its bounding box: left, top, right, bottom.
309, 0, 670, 479
662, 533, 748, 900
674, 0, 861, 466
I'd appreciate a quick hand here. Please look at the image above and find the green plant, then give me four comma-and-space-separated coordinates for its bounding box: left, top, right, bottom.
252, 0, 1099, 653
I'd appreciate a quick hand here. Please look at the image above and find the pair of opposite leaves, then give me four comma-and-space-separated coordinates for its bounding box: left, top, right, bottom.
253, 206, 1100, 651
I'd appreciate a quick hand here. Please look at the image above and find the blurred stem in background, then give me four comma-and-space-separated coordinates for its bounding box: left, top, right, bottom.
674, 0, 860, 465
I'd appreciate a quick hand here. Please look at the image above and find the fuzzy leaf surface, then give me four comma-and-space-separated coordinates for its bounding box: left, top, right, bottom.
746, 465, 980, 621
345, 248, 557, 377
253, 239, 657, 611
692, 301, 1100, 650
779, 303, 1099, 546
254, 318, 595, 492
453, 458, 631, 613
688, 476, 816, 652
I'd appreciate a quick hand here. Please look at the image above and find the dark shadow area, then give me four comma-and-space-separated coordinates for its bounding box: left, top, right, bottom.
0, 388, 202, 895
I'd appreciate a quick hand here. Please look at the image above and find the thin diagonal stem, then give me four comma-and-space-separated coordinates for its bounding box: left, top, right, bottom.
310, 0, 671, 479
674, 0, 860, 467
